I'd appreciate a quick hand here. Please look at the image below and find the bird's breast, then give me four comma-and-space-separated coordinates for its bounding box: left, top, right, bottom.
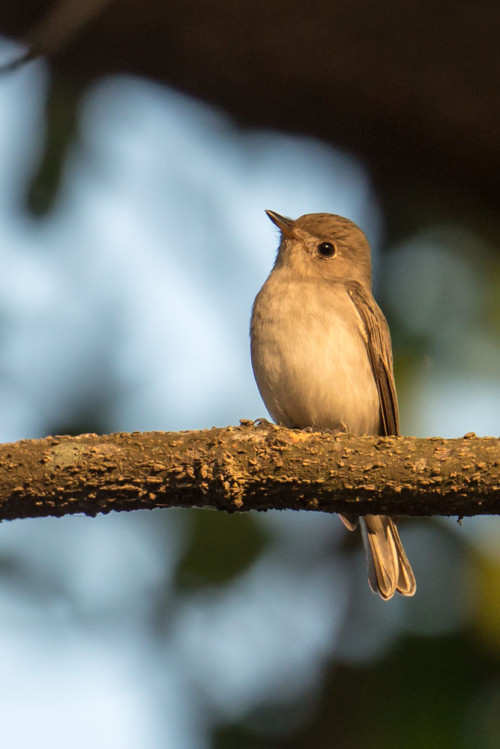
251, 277, 380, 434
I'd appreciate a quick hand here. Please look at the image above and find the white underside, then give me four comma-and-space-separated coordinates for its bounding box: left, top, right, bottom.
251, 275, 380, 434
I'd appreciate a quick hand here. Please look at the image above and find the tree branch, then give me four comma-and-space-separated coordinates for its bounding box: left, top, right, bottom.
0, 422, 498, 522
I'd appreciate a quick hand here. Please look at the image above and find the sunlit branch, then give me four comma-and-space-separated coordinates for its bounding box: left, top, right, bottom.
0, 422, 497, 522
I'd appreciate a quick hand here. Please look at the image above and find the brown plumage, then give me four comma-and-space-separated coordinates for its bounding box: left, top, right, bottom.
251, 210, 416, 599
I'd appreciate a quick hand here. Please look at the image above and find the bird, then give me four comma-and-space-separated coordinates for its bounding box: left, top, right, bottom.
250, 209, 416, 599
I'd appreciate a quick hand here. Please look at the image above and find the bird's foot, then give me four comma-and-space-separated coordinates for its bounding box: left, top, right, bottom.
322, 422, 348, 436
254, 417, 274, 428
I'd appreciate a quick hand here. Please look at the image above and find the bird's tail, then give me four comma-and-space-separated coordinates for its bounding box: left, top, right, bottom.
359, 515, 416, 600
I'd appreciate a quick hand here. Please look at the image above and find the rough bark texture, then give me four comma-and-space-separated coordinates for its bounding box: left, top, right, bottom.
0, 422, 498, 522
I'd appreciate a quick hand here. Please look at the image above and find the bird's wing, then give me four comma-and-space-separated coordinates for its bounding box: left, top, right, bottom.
346, 281, 399, 436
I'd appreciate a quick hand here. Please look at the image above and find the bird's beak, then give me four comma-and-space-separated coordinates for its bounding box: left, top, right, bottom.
265, 210, 296, 239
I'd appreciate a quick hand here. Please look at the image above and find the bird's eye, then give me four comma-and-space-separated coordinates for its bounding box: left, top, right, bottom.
317, 242, 336, 258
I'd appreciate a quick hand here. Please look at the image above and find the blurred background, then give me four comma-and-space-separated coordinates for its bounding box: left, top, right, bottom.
0, 2, 499, 747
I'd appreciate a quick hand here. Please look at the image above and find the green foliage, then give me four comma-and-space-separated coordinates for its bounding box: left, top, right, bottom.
175, 509, 270, 588
214, 631, 500, 749
27, 77, 81, 216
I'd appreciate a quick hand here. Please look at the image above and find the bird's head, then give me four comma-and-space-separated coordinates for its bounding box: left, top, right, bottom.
266, 210, 373, 288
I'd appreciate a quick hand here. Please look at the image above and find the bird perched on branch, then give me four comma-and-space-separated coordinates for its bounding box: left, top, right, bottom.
251, 210, 416, 599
